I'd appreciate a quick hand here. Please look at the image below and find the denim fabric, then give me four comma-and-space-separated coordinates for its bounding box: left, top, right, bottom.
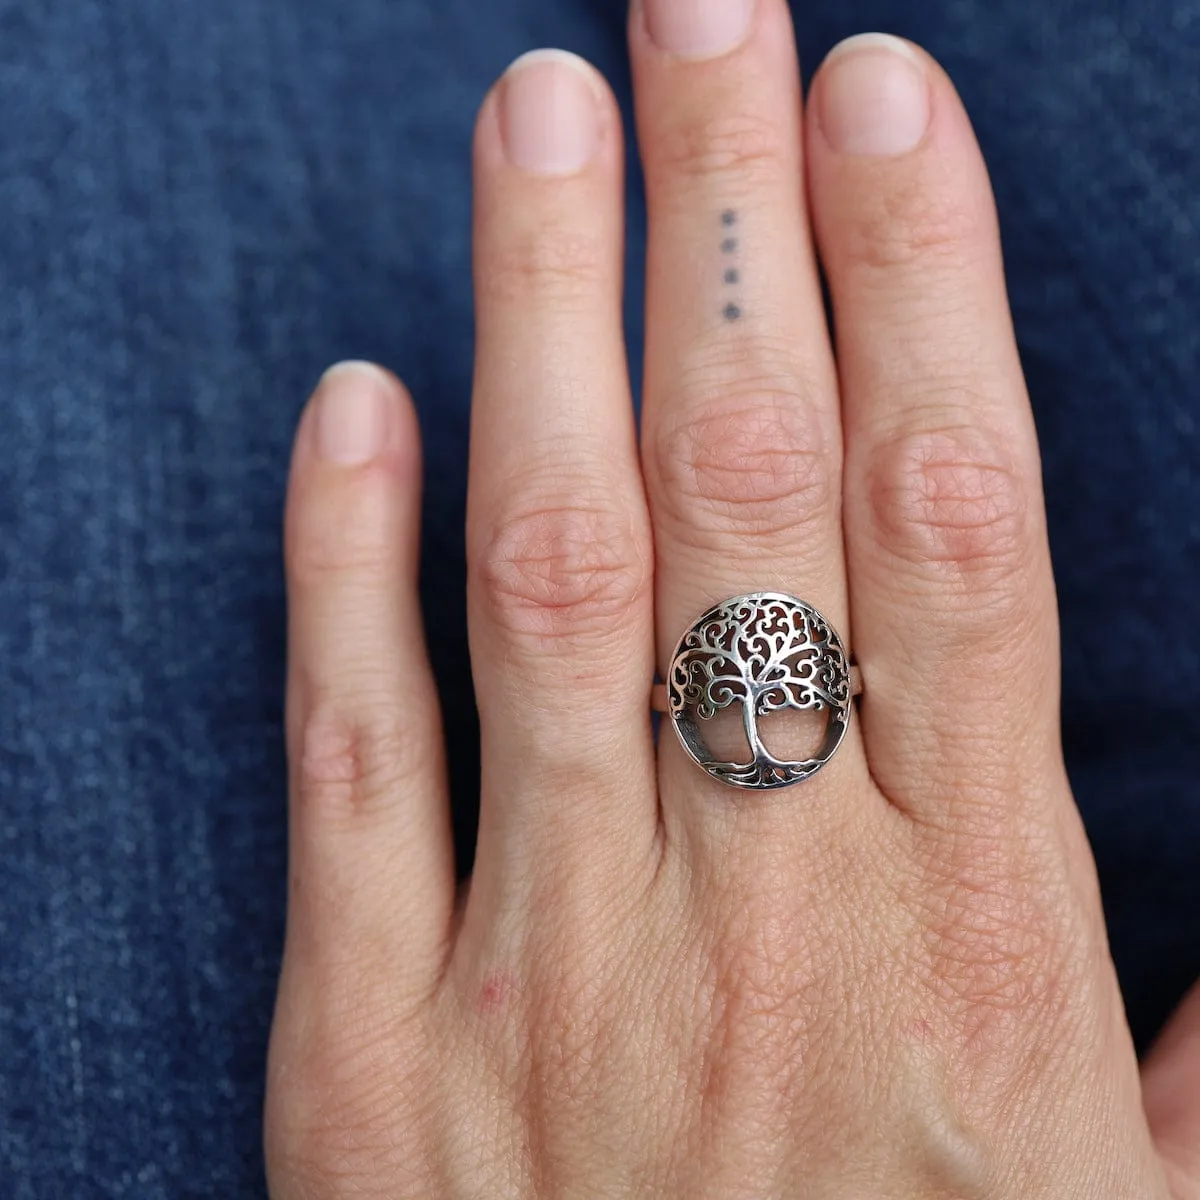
0, 0, 1196, 1194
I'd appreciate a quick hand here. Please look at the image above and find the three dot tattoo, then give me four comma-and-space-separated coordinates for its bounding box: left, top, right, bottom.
721, 209, 741, 322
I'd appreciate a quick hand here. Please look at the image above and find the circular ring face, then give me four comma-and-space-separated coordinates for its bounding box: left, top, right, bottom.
667, 593, 853, 791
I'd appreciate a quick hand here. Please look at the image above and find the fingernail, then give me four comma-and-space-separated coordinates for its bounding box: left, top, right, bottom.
314, 361, 392, 465
641, 0, 754, 59
819, 34, 930, 156
500, 50, 601, 176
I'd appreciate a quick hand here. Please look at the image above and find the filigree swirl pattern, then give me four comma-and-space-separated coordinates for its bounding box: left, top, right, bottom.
666, 593, 853, 791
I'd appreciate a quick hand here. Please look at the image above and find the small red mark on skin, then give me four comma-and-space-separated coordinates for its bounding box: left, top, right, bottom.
477, 971, 515, 1017
908, 1017, 936, 1043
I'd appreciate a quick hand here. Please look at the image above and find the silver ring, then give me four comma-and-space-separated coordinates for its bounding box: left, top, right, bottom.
652, 593, 861, 791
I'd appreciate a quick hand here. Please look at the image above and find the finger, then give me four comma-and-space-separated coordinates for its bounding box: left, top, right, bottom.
282, 362, 455, 1002
1143, 980, 1200, 1199
808, 35, 1063, 815
631, 0, 873, 820
465, 52, 657, 894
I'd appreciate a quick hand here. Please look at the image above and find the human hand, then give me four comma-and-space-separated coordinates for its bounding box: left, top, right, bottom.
265, 3, 1200, 1195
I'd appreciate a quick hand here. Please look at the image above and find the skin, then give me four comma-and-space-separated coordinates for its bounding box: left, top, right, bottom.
264, 4, 1200, 1196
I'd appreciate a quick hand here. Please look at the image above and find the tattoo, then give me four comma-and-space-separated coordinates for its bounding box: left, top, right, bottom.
721, 211, 742, 320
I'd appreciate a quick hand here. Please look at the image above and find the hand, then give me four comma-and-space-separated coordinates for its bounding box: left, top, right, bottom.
265, 4, 1200, 1196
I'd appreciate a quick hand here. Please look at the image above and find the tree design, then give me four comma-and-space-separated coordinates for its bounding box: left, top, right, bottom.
668, 594, 851, 789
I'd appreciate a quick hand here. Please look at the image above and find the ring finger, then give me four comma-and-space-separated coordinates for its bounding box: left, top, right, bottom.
631, 0, 874, 852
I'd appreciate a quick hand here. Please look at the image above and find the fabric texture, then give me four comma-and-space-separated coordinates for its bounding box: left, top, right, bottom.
0, 0, 1196, 1194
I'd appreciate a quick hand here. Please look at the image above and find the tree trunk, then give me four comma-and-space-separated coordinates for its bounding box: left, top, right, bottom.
742, 695, 767, 764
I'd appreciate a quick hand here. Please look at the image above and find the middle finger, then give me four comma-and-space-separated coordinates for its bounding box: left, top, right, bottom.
631, 0, 867, 829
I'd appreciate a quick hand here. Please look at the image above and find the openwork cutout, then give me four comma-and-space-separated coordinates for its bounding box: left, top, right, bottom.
667, 593, 853, 791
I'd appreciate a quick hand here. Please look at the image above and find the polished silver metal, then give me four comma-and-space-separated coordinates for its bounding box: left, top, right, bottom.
656, 593, 858, 791
650, 667, 862, 715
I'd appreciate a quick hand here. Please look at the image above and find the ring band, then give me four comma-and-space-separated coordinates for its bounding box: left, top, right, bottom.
654, 593, 860, 791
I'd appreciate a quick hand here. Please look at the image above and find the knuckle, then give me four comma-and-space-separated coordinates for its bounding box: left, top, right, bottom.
652, 387, 836, 544
479, 220, 610, 307
475, 490, 650, 645
693, 891, 824, 1121
924, 891, 1067, 1024
865, 422, 1030, 588
267, 1085, 398, 1199
527, 959, 615, 1117
266, 1021, 432, 1196
842, 174, 986, 272
653, 108, 791, 186
295, 696, 414, 815
499, 918, 633, 1138
913, 821, 1088, 1068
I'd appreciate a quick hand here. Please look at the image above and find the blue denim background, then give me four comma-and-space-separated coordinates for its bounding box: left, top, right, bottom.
0, 0, 1196, 1195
